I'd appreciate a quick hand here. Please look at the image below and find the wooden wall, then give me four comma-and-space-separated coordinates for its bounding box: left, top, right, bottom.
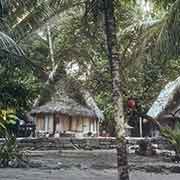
35, 113, 99, 136
35, 114, 53, 134
54, 114, 99, 134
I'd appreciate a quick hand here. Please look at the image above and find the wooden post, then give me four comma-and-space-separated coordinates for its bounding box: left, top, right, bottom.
47, 22, 55, 69
82, 117, 84, 132
53, 114, 56, 135
45, 115, 49, 132
97, 119, 99, 136
139, 117, 143, 137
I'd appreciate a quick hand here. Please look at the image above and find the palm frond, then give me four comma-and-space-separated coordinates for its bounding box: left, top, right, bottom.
120, 0, 180, 71
0, 0, 39, 18
0, 32, 47, 77
153, 0, 176, 10
133, 0, 180, 63
155, 0, 180, 61
9, 0, 84, 41
0, 32, 23, 56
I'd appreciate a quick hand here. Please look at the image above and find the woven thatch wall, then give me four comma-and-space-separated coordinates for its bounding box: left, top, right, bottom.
147, 76, 180, 121
35, 112, 99, 136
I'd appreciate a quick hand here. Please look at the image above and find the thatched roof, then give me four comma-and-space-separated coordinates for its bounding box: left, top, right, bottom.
147, 76, 180, 120
30, 96, 97, 118
30, 79, 103, 119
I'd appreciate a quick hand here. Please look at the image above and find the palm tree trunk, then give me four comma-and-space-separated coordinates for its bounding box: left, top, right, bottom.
47, 22, 56, 69
103, 0, 129, 179
33, 63, 60, 107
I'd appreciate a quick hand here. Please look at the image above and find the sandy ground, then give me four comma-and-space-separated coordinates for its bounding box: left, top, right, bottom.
1, 150, 180, 180
1, 168, 180, 180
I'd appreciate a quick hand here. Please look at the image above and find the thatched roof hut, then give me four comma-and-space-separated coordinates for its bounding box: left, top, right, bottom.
147, 76, 180, 119
147, 76, 180, 129
30, 79, 103, 137
30, 97, 97, 118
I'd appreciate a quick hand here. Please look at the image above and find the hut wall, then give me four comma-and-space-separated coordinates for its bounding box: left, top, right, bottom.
82, 117, 90, 133
71, 117, 77, 131
48, 115, 54, 134
35, 114, 54, 133
55, 114, 61, 132
90, 119, 95, 132
91, 118, 98, 133
55, 114, 71, 132
76, 117, 83, 132
35, 112, 99, 136
36, 114, 44, 130
55, 114, 90, 133
81, 117, 98, 134
63, 117, 70, 131
71, 117, 83, 132
96, 119, 99, 136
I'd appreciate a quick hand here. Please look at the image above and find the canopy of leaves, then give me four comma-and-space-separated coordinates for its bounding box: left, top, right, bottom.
1, 0, 180, 135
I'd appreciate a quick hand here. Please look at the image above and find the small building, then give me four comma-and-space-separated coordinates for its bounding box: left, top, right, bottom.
30, 97, 100, 137
29, 76, 104, 138
147, 76, 180, 136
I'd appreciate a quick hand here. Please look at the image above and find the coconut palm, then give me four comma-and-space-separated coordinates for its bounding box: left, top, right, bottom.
0, 1, 24, 59
0, 0, 83, 56
129, 0, 180, 64
84, 0, 130, 179
3, 0, 180, 179
103, 1, 129, 179
6, 0, 83, 41
7, 0, 129, 178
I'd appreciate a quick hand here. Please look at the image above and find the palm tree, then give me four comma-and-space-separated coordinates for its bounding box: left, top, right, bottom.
3, 0, 180, 179
25, 1, 180, 180
128, 0, 180, 64
155, 0, 180, 60
7, 0, 84, 41
8, 0, 130, 179
103, 0, 129, 179
0, 1, 24, 60
83, 0, 130, 179
7, 1, 128, 178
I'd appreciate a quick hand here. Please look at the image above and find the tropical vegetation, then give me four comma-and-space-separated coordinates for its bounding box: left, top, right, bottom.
161, 122, 180, 156
0, 109, 25, 167
1, 0, 180, 179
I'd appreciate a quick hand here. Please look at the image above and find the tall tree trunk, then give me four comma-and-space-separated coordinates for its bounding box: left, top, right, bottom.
47, 22, 56, 69
103, 0, 129, 179
33, 23, 60, 107
33, 63, 60, 107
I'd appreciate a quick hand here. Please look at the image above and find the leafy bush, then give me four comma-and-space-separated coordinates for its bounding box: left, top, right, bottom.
0, 109, 16, 135
161, 122, 180, 155
0, 110, 28, 167
0, 135, 28, 167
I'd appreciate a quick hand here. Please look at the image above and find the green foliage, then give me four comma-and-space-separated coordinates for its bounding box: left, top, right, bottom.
96, 92, 116, 136
0, 0, 41, 118
0, 63, 40, 117
0, 134, 28, 168
1, 0, 179, 137
0, 110, 28, 167
0, 109, 16, 134
153, 0, 176, 10
0, 135, 17, 167
161, 122, 180, 154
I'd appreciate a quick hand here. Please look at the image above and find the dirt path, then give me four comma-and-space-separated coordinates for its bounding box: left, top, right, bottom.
1, 150, 180, 180
1, 168, 180, 180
